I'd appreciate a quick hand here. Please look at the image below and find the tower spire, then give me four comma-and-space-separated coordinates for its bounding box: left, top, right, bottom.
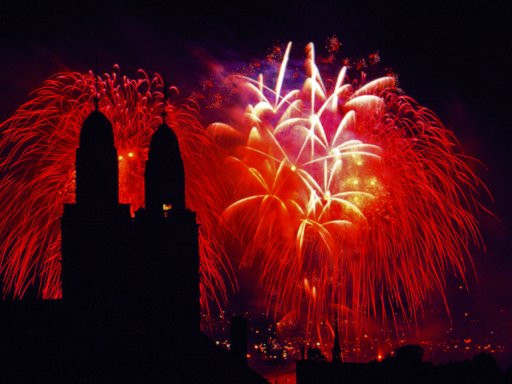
145, 75, 186, 214
93, 57, 99, 111
161, 77, 168, 124
75, 91, 118, 208
332, 312, 341, 363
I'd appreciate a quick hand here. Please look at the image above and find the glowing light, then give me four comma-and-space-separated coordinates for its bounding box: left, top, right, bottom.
162, 203, 172, 211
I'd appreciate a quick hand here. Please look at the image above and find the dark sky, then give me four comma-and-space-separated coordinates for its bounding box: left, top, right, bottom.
1, 0, 511, 362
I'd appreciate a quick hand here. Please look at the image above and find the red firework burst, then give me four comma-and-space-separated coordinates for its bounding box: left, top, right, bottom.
206, 42, 487, 341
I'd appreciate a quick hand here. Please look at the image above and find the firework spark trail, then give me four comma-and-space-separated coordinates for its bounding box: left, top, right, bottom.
209, 42, 486, 340
0, 68, 231, 311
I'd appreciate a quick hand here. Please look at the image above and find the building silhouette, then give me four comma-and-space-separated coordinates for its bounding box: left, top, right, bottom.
296, 342, 509, 384
331, 315, 341, 364
0, 99, 267, 384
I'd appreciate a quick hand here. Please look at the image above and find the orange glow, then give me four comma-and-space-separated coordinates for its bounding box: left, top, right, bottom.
162, 203, 172, 211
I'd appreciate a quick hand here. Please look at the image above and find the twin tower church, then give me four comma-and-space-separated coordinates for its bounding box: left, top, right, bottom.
0, 97, 267, 384
62, 102, 199, 334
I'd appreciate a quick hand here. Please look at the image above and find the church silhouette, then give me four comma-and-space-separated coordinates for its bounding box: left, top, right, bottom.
0, 96, 267, 384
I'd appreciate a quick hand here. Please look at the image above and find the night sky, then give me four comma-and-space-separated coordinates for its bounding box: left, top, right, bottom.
1, 0, 511, 365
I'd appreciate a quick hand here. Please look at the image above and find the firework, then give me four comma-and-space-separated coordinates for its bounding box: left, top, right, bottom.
0, 44, 488, 345
208, 42, 486, 341
0, 68, 229, 310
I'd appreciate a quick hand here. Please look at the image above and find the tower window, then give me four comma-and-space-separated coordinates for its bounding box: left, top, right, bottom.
162, 203, 172, 217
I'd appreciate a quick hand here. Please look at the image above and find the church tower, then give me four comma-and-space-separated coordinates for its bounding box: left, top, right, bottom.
61, 95, 132, 315
135, 83, 200, 334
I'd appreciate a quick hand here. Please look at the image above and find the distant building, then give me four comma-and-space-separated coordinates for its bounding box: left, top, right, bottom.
0, 97, 267, 384
296, 343, 508, 384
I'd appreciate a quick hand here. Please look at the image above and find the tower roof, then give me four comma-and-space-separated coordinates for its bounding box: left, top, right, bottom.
79, 110, 114, 148
148, 122, 180, 157
145, 120, 186, 213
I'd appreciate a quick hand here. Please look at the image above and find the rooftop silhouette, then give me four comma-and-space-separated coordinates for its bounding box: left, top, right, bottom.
296, 343, 511, 384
